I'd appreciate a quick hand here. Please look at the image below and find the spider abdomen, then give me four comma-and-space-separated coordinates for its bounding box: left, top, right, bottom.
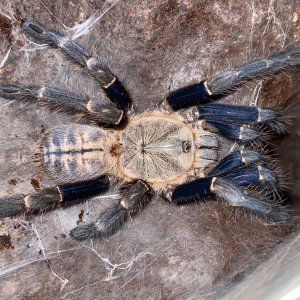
119, 112, 195, 185
39, 124, 118, 183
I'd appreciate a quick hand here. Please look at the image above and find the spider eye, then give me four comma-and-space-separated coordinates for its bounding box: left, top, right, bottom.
182, 141, 191, 153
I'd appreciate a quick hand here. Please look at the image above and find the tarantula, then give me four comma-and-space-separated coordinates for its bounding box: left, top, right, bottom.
0, 18, 299, 241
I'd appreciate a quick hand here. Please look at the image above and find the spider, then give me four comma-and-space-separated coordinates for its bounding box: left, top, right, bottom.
0, 18, 299, 241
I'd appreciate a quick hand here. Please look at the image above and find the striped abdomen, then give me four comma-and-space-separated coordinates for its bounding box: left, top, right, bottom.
40, 124, 118, 183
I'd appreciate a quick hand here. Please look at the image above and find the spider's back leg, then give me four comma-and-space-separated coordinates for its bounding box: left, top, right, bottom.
20, 18, 132, 110
70, 180, 153, 240
0, 176, 110, 218
0, 83, 124, 126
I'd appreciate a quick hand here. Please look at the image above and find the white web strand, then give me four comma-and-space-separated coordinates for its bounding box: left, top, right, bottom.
84, 242, 152, 281
0, 39, 18, 69
0, 220, 151, 285
263, 0, 287, 47
0, 5, 17, 22
18, 221, 69, 290
0, 245, 80, 280
250, 80, 263, 107
70, 0, 120, 40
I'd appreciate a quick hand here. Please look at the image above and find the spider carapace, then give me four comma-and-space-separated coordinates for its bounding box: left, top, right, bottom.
0, 18, 299, 240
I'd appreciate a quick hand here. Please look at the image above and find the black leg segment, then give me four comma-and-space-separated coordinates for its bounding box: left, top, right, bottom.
58, 175, 110, 202
166, 45, 300, 110
166, 81, 224, 110
198, 103, 259, 123
163, 177, 213, 204
0, 176, 110, 218
103, 78, 132, 111
20, 18, 132, 110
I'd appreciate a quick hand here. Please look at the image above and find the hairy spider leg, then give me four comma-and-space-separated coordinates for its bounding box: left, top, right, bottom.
203, 121, 263, 142
163, 145, 287, 224
209, 149, 280, 190
183, 102, 289, 142
70, 180, 152, 240
0, 83, 123, 125
214, 151, 285, 199
183, 103, 290, 137
220, 165, 279, 188
20, 19, 132, 110
0, 176, 110, 217
163, 176, 287, 224
185, 103, 288, 135
166, 45, 300, 110
208, 149, 261, 177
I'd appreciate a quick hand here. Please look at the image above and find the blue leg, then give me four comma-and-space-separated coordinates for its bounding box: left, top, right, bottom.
208, 149, 261, 177
197, 104, 285, 134
183, 103, 288, 135
198, 103, 259, 122
163, 175, 288, 224
209, 150, 279, 188
205, 120, 261, 141
221, 166, 278, 188
166, 45, 300, 110
212, 178, 288, 224
164, 164, 279, 205
0, 176, 110, 217
166, 81, 223, 110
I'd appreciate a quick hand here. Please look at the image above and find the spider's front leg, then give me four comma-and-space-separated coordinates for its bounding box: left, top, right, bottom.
163, 101, 289, 223
163, 151, 288, 224
166, 45, 300, 110
0, 176, 110, 217
70, 180, 153, 241
20, 19, 132, 110
184, 103, 289, 138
